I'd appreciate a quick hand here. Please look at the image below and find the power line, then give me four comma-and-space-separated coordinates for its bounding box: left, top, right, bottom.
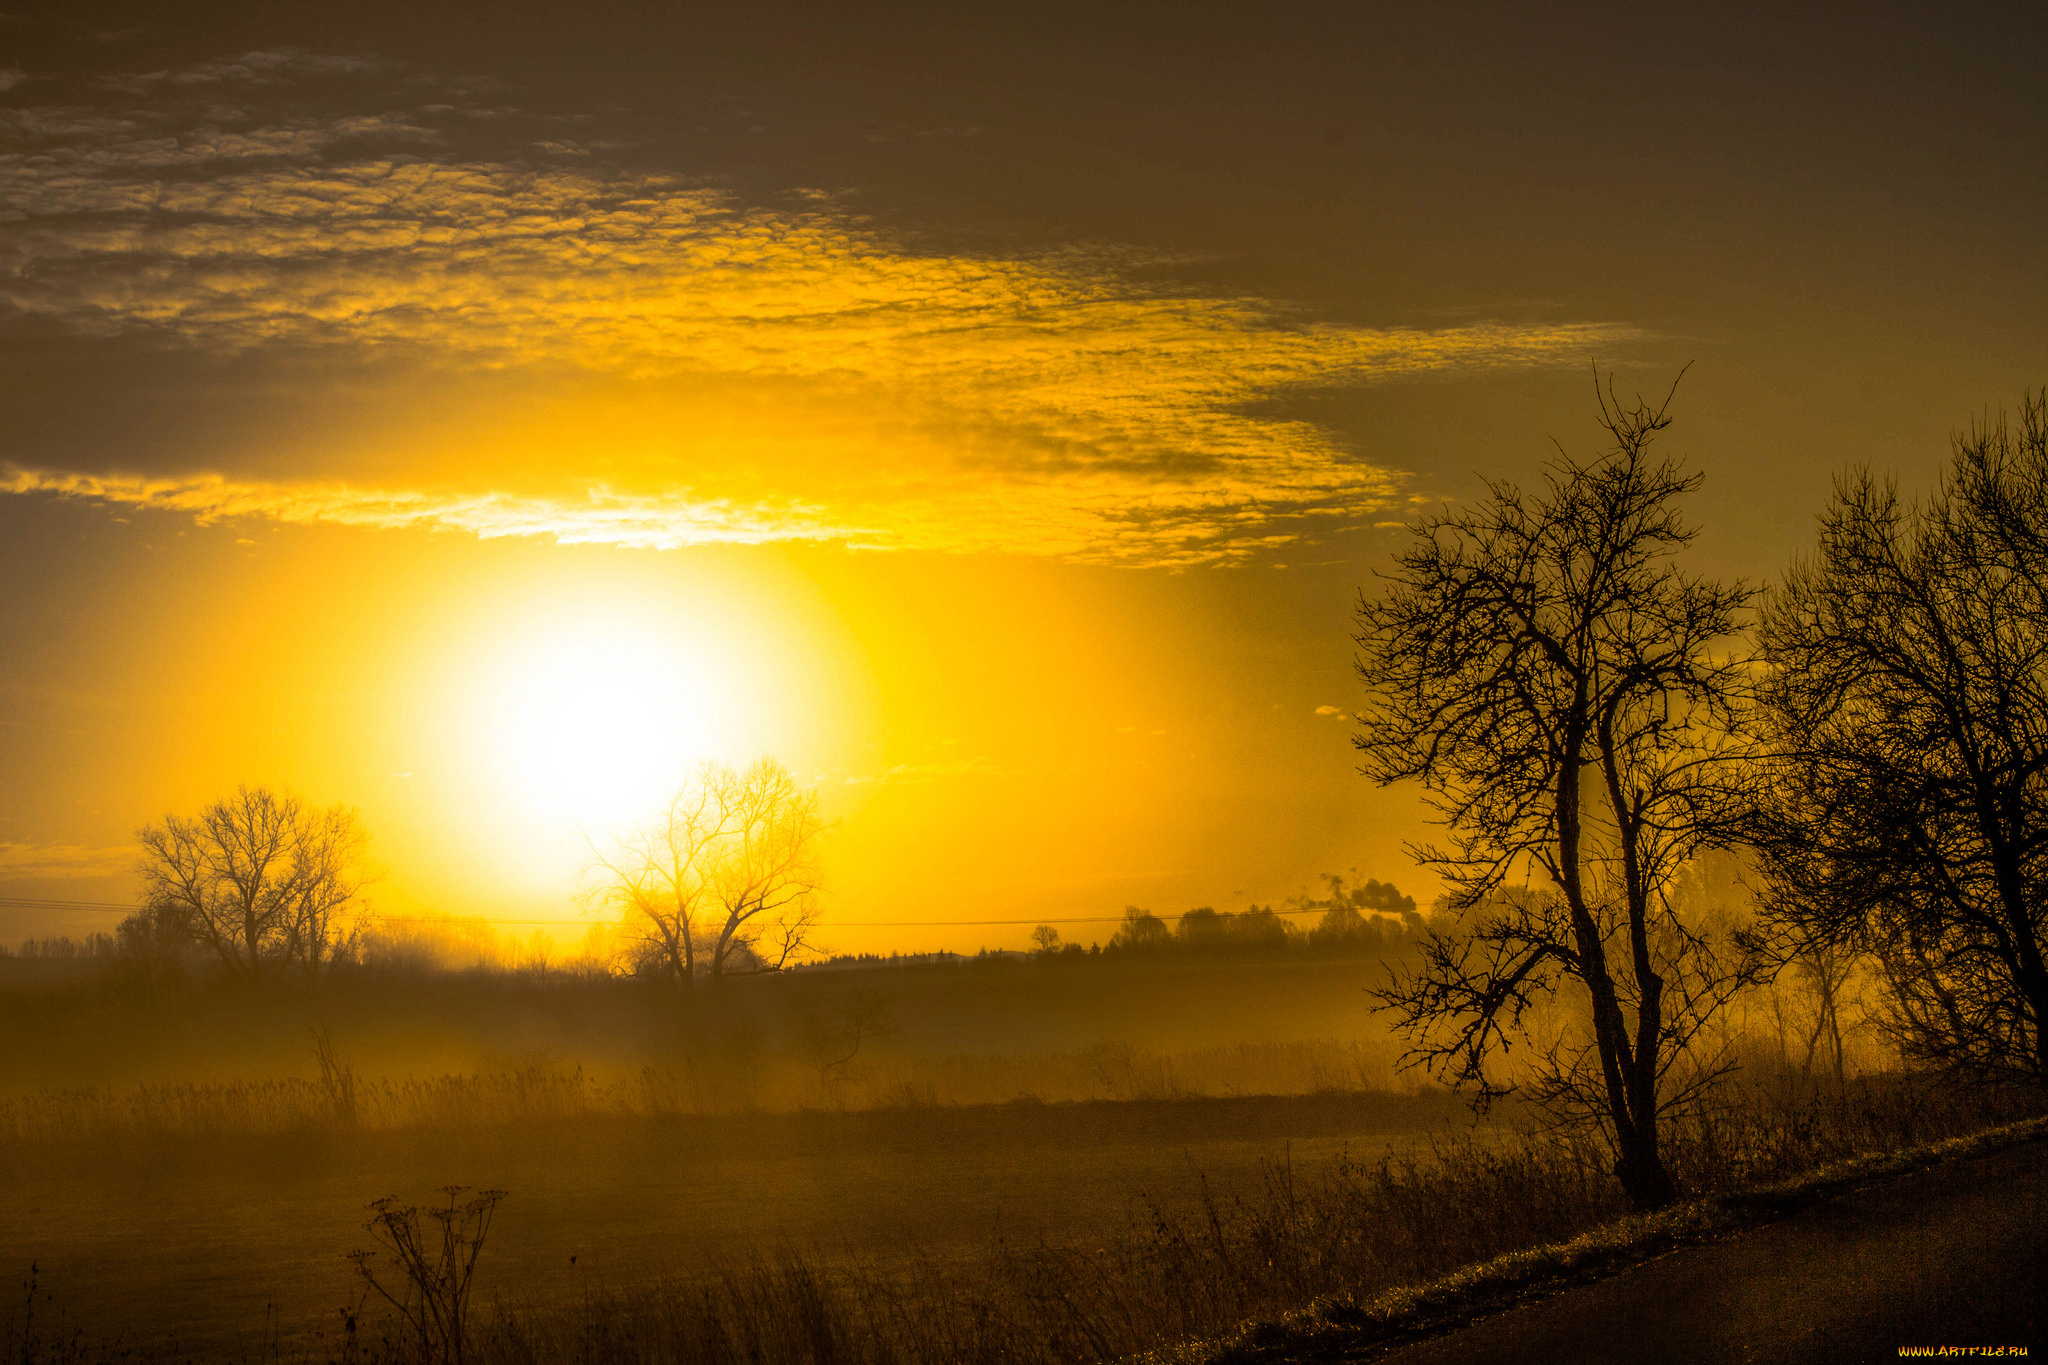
0, 895, 1338, 929
0, 896, 141, 912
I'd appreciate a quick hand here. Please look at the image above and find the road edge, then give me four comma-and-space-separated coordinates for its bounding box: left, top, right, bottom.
1128, 1113, 2048, 1365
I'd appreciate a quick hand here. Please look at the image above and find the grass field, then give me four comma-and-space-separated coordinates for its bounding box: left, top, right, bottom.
10, 1070, 2034, 1364
0, 1037, 1403, 1144
0, 949, 1976, 1363
2, 1088, 1481, 1358
0, 953, 1431, 1357
0, 953, 1406, 1098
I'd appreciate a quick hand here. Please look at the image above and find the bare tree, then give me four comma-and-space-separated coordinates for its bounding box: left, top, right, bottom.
135, 786, 367, 985
1354, 374, 1760, 1209
1756, 389, 2048, 1080
1107, 907, 1171, 952
797, 985, 898, 1094
702, 759, 823, 980
593, 758, 823, 984
1788, 938, 1857, 1089
287, 802, 368, 980
589, 779, 725, 988
108, 899, 200, 1004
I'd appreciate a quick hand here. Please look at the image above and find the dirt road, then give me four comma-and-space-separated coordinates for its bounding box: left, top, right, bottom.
1364, 1138, 2046, 1364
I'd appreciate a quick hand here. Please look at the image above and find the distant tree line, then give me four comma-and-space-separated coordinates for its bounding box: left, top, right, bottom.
0, 935, 116, 960
1039, 873, 1431, 961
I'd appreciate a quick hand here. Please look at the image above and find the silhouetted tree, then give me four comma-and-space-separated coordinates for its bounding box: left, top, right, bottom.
1107, 907, 1171, 952
108, 900, 202, 1004
593, 758, 823, 984
1177, 906, 1229, 950
1179, 905, 1291, 954
1773, 935, 1860, 1089
1354, 375, 1760, 1209
1305, 904, 1401, 954
702, 759, 823, 979
1297, 873, 1422, 954
135, 786, 367, 985
1757, 390, 2048, 1080
797, 985, 898, 1093
590, 780, 722, 987
1309, 902, 1367, 942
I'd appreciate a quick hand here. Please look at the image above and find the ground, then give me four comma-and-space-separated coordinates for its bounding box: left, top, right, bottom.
1349, 1138, 2048, 1364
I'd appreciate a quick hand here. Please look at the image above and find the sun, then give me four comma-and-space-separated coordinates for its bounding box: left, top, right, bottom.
480, 612, 729, 831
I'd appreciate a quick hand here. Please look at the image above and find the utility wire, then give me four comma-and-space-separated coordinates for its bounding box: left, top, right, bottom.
0, 896, 141, 912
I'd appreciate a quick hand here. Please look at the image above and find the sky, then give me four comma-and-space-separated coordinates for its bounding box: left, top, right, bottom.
1, 0, 2043, 954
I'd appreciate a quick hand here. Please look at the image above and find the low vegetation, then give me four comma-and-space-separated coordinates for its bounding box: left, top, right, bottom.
10, 1065, 2022, 1364
0, 1038, 1404, 1144
378, 1073, 2043, 1365
0, 846, 1945, 1365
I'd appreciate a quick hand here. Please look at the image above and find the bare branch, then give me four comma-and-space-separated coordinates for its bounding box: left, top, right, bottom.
1354, 373, 1757, 1209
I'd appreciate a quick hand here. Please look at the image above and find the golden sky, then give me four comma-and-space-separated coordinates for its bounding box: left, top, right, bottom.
2, 1, 2042, 952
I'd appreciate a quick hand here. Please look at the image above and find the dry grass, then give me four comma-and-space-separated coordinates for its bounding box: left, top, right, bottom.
299, 1070, 2044, 1365
6, 1069, 2040, 1363
0, 1039, 1399, 1146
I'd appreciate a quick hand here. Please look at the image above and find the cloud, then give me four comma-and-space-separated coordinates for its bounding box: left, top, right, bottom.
0, 464, 852, 548
95, 50, 391, 95
0, 841, 137, 878
0, 54, 1646, 565
835, 758, 1013, 786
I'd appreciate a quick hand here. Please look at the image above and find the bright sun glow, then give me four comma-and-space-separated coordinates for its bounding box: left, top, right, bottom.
481, 615, 730, 831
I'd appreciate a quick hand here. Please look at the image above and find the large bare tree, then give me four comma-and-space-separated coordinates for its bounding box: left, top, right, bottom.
700, 758, 823, 979
590, 780, 725, 987
136, 786, 367, 984
1354, 376, 1759, 1209
594, 758, 822, 983
1757, 390, 2048, 1080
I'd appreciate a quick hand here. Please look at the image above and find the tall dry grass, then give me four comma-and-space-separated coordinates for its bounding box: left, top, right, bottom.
315, 1069, 2044, 1365
5, 1068, 2039, 1363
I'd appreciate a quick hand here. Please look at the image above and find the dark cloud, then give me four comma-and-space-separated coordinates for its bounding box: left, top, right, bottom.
0, 47, 1639, 565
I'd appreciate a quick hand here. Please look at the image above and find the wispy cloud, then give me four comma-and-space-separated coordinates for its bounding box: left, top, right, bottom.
96, 50, 389, 91
832, 758, 1013, 787
0, 465, 852, 548
0, 52, 1645, 565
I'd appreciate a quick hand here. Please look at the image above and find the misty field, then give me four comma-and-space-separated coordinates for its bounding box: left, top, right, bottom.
9, 1069, 2032, 1364
5, 946, 2035, 1362
5, 1088, 1480, 1357
0, 951, 1448, 1355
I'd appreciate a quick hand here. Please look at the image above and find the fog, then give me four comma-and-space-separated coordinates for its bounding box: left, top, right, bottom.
1, 895, 1916, 1361
0, 928, 1441, 1352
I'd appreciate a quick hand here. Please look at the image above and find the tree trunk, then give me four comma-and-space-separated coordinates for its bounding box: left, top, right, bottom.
1614, 1122, 1676, 1208
1558, 739, 1674, 1209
